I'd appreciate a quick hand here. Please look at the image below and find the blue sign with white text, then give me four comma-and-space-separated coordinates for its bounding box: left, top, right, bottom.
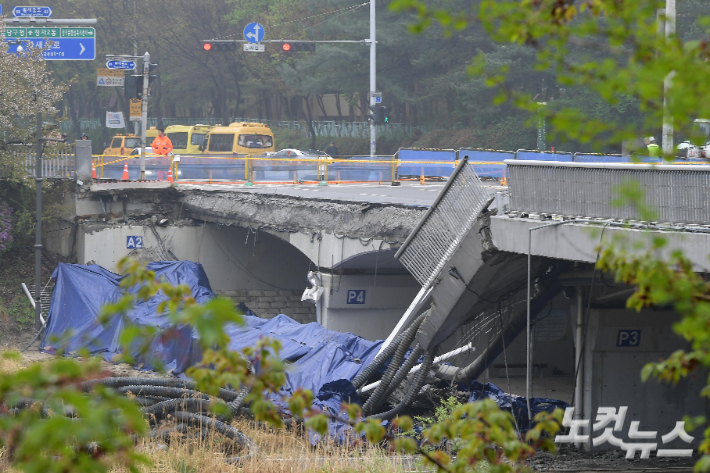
347, 290, 366, 305
12, 6, 51, 17
126, 236, 143, 249
106, 60, 136, 70
243, 22, 264, 43
4, 37, 95, 60
617, 329, 641, 347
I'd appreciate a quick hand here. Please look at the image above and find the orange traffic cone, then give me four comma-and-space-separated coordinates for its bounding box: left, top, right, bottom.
167, 166, 173, 184
122, 163, 129, 181
91, 161, 97, 179
500, 176, 507, 186
420, 172, 425, 185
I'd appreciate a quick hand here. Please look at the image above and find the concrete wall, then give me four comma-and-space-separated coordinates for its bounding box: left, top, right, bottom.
319, 273, 421, 340
583, 308, 707, 447
221, 289, 316, 324
78, 222, 313, 306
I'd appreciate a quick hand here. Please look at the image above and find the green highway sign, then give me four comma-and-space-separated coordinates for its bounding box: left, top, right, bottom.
5, 27, 26, 37
61, 28, 95, 38
27, 27, 60, 38
2, 27, 95, 39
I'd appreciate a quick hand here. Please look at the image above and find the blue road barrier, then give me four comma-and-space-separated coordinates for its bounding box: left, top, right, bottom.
516, 149, 574, 162
459, 149, 514, 178
397, 148, 456, 178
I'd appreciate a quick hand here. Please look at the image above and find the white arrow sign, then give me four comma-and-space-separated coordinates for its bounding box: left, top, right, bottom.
79, 43, 85, 55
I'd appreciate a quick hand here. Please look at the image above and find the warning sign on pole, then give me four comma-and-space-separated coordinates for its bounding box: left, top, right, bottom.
97, 68, 124, 86
129, 98, 142, 121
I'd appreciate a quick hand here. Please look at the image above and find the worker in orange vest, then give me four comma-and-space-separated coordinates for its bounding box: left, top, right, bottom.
151, 129, 173, 155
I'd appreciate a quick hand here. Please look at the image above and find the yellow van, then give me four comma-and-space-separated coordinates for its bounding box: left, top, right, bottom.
165, 124, 213, 154
203, 122, 275, 154
103, 134, 142, 156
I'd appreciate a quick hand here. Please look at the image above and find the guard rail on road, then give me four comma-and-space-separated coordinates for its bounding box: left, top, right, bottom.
395, 156, 492, 287
506, 159, 710, 225
14, 150, 74, 179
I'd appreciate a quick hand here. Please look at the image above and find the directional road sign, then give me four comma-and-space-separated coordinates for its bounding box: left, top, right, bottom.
243, 22, 264, 44
4, 37, 95, 60
12, 6, 52, 17
106, 60, 136, 70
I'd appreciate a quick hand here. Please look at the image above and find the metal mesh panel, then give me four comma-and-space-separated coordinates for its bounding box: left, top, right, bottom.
17, 150, 74, 180
508, 162, 710, 225
397, 161, 491, 287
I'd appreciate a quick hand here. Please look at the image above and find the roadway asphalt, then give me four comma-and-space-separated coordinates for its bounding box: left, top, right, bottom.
177, 180, 506, 207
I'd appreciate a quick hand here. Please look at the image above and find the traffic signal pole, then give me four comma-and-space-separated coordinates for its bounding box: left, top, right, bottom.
140, 51, 149, 180
369, 0, 376, 157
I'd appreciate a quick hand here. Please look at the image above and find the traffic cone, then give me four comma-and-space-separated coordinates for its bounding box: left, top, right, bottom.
500, 176, 507, 186
167, 166, 173, 184
122, 163, 129, 181
91, 161, 97, 179
420, 172, 425, 185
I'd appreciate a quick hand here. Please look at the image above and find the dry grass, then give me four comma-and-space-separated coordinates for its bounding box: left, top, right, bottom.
109, 418, 428, 473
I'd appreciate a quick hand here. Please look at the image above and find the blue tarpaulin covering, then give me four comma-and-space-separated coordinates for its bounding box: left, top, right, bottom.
41, 262, 384, 443
468, 381, 568, 432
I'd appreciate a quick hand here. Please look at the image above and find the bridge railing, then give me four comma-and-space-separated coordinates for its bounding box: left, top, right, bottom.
7, 149, 75, 180
506, 159, 710, 225
395, 156, 492, 287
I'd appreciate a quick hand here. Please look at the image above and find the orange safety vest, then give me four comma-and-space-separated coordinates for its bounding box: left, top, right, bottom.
152, 135, 173, 155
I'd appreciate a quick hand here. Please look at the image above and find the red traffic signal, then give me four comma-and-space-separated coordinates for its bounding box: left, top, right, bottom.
280, 41, 315, 52
201, 41, 237, 51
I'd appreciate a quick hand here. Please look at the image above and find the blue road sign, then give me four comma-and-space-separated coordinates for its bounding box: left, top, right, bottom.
4, 37, 95, 60
375, 96, 382, 104
107, 60, 136, 70
243, 22, 264, 44
12, 6, 51, 17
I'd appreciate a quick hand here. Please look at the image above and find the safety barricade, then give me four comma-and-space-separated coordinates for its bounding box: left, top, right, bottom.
458, 148, 513, 179
397, 148, 457, 179
515, 149, 574, 161
573, 152, 629, 163
328, 156, 393, 183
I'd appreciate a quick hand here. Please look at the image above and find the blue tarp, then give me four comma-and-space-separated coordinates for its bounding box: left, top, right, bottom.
468, 381, 568, 432
398, 149, 456, 178
41, 262, 384, 443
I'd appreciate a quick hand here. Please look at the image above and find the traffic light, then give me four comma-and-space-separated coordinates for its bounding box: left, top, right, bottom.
201, 41, 238, 51
124, 75, 142, 100
149, 63, 158, 79
368, 104, 387, 125
281, 41, 316, 52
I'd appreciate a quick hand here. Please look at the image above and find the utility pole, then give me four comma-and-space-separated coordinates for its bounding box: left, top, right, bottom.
140, 51, 149, 180
133, 0, 139, 136
369, 0, 376, 157
34, 112, 42, 330
662, 0, 676, 156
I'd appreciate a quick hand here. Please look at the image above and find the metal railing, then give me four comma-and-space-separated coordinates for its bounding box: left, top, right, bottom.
16, 150, 74, 179
58, 117, 424, 138
506, 160, 710, 225
395, 156, 492, 287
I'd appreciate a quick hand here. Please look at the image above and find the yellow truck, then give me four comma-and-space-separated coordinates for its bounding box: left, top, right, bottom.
103, 134, 142, 156
165, 124, 213, 154
202, 122, 275, 154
